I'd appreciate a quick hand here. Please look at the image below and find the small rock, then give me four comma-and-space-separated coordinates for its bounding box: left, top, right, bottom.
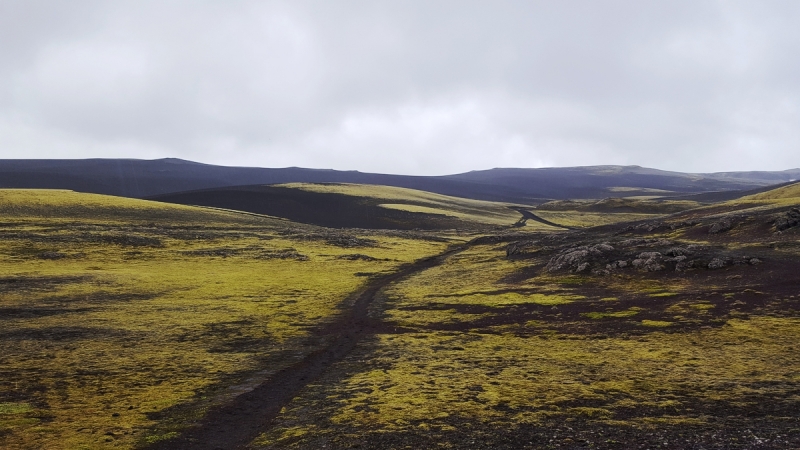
638, 252, 662, 259
708, 258, 727, 269
749, 258, 762, 265
709, 220, 732, 234
666, 247, 691, 257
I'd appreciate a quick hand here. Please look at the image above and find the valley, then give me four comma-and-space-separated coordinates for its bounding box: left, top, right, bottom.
1, 180, 799, 449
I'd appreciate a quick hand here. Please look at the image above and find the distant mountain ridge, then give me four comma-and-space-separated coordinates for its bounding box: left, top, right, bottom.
1, 158, 798, 203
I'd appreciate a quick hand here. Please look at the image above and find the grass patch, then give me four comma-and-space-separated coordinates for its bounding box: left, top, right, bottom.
649, 292, 679, 298
641, 320, 673, 327
0, 403, 33, 415
582, 308, 642, 319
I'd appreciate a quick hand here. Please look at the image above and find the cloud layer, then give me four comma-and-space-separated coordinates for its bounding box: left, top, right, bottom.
1, 0, 799, 174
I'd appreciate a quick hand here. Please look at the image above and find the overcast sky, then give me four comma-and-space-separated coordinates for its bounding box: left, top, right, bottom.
1, 1, 799, 175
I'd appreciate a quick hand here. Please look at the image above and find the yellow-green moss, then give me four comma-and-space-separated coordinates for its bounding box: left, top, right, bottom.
582, 308, 641, 319
0, 189, 451, 449
641, 320, 673, 327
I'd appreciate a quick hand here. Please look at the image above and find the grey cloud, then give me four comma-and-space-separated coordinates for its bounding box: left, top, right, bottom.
0, 0, 799, 174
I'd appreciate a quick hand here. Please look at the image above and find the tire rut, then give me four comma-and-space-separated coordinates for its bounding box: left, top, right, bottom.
145, 244, 466, 450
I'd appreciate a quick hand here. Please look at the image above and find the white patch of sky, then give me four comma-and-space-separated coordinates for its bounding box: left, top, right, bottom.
0, 0, 798, 175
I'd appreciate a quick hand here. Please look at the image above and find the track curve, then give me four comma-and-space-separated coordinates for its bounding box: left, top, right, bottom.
146, 245, 466, 450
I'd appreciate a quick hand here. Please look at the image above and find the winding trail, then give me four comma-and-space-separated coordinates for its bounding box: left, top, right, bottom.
510, 207, 573, 229
147, 244, 466, 450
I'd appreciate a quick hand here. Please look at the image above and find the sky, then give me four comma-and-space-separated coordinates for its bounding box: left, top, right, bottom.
1, 1, 799, 175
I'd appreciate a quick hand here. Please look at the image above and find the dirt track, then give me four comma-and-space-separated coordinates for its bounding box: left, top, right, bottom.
146, 245, 466, 450
510, 207, 572, 229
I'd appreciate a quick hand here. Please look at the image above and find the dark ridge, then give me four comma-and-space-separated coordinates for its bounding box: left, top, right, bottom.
661, 180, 800, 203
2, 158, 799, 203
148, 185, 474, 230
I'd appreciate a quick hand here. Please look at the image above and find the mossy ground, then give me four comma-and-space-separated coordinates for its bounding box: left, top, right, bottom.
0, 190, 450, 449
253, 208, 800, 448
4, 187, 800, 449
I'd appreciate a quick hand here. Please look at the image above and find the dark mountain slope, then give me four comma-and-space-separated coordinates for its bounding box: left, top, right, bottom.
2, 158, 798, 203
445, 166, 800, 199
0, 158, 537, 203
149, 185, 474, 230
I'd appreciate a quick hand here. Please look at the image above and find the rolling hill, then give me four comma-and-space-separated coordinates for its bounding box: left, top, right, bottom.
2, 158, 799, 203
148, 183, 538, 231
150, 183, 666, 231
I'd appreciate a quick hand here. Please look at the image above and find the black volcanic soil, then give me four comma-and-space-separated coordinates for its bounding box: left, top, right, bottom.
145, 245, 467, 450
149, 185, 479, 230
148, 200, 800, 449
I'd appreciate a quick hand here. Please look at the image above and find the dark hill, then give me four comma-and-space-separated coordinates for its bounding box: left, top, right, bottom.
149, 185, 472, 230
0, 158, 538, 203
2, 158, 799, 203
445, 166, 800, 199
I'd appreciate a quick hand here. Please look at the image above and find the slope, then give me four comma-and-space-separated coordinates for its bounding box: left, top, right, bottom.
149, 183, 557, 231
0, 189, 453, 449
250, 181, 800, 449
2, 158, 799, 203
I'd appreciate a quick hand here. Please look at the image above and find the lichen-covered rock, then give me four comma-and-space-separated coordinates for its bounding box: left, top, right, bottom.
709, 220, 732, 234
590, 243, 614, 253
606, 260, 629, 270
666, 247, 691, 257
708, 258, 727, 269
546, 248, 589, 272
637, 252, 662, 260
506, 241, 535, 257
775, 208, 800, 231
631, 252, 664, 271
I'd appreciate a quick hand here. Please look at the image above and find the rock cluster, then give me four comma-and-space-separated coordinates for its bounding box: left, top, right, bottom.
775, 208, 800, 231
545, 243, 614, 273
709, 219, 732, 234
531, 238, 761, 275
631, 252, 666, 272
618, 220, 697, 234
